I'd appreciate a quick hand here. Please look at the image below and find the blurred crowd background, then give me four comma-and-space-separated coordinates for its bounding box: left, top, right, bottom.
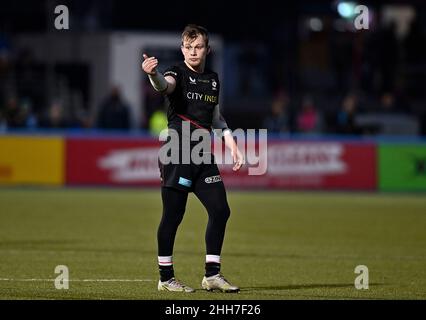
0, 0, 425, 136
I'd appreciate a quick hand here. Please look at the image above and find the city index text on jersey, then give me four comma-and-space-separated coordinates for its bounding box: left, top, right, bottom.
186, 92, 217, 104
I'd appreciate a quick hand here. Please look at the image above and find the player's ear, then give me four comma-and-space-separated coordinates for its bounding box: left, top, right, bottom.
207, 46, 211, 55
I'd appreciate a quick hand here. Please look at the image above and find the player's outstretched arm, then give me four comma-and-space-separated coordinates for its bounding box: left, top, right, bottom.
142, 53, 176, 95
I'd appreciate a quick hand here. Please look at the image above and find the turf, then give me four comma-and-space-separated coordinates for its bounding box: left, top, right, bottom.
0, 188, 425, 300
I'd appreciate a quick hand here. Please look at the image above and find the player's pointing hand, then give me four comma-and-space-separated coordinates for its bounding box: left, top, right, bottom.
142, 53, 159, 75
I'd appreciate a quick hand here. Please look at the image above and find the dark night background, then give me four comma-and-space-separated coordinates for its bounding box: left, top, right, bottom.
1, 0, 425, 135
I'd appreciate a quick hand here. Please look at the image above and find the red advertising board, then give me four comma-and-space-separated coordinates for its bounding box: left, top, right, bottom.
218, 141, 377, 190
66, 138, 162, 186
66, 138, 377, 190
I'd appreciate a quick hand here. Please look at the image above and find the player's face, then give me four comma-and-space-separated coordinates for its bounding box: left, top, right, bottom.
181, 34, 209, 70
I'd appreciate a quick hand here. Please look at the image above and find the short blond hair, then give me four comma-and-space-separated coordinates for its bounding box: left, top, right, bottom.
181, 24, 209, 47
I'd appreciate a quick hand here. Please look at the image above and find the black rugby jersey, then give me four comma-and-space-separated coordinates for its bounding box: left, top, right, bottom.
163, 62, 220, 132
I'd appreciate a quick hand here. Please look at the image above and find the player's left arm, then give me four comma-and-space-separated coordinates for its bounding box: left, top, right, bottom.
211, 104, 244, 171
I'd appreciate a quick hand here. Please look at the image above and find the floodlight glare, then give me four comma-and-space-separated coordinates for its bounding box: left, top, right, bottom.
337, 2, 357, 18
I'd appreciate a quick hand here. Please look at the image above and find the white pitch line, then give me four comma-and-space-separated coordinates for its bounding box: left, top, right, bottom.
0, 278, 154, 282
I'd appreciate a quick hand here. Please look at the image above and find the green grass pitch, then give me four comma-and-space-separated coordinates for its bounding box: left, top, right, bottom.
0, 188, 425, 299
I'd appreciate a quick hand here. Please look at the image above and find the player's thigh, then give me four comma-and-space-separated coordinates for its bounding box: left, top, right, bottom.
161, 186, 189, 215
193, 164, 229, 212
193, 162, 225, 192
159, 160, 194, 192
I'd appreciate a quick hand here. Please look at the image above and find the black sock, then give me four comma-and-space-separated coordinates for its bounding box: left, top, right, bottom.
205, 262, 221, 277
159, 265, 174, 282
